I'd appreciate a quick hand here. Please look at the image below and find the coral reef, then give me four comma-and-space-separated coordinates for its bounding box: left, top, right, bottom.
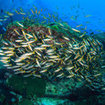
0, 8, 105, 105
7, 75, 46, 97
0, 21, 104, 90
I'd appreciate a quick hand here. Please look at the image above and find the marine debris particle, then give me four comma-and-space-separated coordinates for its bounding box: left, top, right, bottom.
0, 8, 105, 90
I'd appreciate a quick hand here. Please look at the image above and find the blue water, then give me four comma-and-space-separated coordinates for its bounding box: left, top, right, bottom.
0, 0, 105, 34
0, 0, 105, 105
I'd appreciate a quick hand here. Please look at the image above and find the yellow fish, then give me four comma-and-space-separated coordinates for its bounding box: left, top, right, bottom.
19, 12, 26, 15
36, 58, 41, 67
16, 22, 24, 27
76, 24, 83, 27
0, 19, 4, 21
71, 28, 80, 32
38, 10, 40, 14
6, 12, 14, 16
43, 15, 47, 19
31, 9, 34, 14
14, 9, 19, 14
35, 9, 37, 14
84, 15, 91, 17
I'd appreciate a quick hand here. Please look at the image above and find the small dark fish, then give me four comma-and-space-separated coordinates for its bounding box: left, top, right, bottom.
1, 9, 3, 13
10, 16, 13, 23
90, 32, 94, 35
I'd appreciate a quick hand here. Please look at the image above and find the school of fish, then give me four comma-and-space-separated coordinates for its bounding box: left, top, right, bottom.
0, 7, 105, 89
